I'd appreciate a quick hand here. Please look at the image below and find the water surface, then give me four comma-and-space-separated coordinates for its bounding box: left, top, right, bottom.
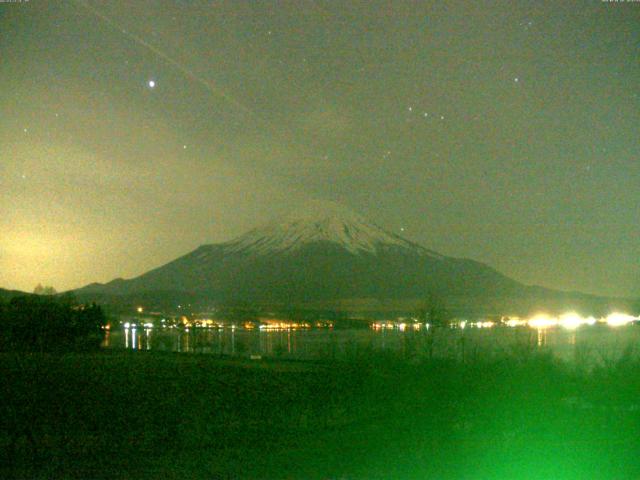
103, 324, 640, 363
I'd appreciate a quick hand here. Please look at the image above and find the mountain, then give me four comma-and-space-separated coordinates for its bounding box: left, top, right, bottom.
75, 201, 623, 315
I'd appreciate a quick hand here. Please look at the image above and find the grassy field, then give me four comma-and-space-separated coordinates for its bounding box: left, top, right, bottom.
1, 348, 640, 479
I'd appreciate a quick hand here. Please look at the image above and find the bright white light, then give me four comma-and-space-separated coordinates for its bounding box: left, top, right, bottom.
606, 312, 638, 327
558, 312, 583, 330
124, 322, 131, 329
528, 314, 557, 329
558, 313, 597, 329
148, 80, 156, 88
459, 320, 467, 329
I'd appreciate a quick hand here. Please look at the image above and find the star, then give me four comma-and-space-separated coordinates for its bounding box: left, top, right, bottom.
183, 145, 187, 149
514, 77, 519, 83
23, 128, 28, 133
440, 115, 445, 120
408, 106, 413, 112
423, 112, 428, 118
148, 80, 156, 88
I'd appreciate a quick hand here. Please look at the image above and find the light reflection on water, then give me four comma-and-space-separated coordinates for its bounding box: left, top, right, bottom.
102, 325, 640, 363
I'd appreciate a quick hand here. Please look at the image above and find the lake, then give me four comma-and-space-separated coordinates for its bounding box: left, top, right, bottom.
102, 323, 640, 363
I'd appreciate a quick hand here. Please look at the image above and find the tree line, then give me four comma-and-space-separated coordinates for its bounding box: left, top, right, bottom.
0, 294, 106, 352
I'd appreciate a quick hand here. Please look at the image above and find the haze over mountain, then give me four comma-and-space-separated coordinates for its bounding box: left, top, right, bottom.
76, 201, 626, 316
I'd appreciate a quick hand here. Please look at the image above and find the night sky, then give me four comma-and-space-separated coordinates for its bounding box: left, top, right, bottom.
1, 0, 638, 297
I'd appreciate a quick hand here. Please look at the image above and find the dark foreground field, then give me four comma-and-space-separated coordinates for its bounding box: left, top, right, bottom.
2, 348, 640, 479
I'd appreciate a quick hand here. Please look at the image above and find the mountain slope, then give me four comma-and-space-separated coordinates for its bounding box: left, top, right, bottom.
77, 200, 527, 307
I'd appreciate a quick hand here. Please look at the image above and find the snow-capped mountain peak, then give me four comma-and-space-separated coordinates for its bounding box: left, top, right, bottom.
220, 200, 438, 256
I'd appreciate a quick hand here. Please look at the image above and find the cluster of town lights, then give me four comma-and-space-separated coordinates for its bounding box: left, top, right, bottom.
123, 317, 331, 331
456, 312, 639, 330
370, 312, 639, 331
509, 312, 639, 329
128, 306, 638, 332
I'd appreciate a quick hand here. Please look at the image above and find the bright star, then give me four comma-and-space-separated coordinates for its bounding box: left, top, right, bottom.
148, 80, 156, 88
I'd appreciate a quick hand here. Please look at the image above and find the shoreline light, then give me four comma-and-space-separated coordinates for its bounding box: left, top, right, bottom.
528, 314, 557, 329
606, 312, 639, 327
558, 312, 595, 330
505, 318, 527, 327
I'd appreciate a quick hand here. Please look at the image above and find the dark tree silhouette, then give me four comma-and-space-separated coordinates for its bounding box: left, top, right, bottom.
416, 291, 450, 327
33, 284, 57, 296
0, 295, 106, 352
